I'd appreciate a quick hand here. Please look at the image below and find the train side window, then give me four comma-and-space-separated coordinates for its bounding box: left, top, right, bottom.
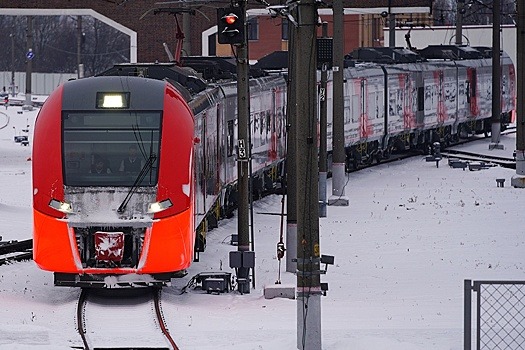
227, 120, 234, 157
417, 87, 424, 112
466, 81, 471, 103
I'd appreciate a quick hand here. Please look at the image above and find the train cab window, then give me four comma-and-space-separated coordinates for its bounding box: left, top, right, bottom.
62, 111, 161, 187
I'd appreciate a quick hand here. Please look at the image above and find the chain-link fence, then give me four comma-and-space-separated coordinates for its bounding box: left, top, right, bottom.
464, 280, 525, 350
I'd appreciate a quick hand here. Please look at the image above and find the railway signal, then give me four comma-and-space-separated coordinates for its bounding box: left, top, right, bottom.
217, 7, 244, 44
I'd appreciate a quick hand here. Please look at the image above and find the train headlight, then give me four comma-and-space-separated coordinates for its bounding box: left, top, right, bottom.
147, 199, 173, 214
49, 199, 73, 214
96, 92, 130, 109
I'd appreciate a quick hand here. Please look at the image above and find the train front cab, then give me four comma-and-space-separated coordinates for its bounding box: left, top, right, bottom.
32, 76, 195, 287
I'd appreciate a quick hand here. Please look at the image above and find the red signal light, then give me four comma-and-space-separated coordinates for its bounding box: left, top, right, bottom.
224, 14, 237, 25
217, 7, 245, 44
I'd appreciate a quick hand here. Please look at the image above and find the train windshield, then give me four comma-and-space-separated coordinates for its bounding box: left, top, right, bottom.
62, 111, 162, 187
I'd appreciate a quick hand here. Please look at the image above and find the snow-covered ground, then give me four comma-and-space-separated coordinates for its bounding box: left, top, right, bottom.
0, 102, 523, 349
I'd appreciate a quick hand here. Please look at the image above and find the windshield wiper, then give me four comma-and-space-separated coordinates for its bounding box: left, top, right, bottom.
117, 153, 157, 214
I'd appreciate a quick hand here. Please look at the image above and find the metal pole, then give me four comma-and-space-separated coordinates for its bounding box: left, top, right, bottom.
286, 12, 298, 273
489, 0, 503, 149
236, 0, 251, 294
318, 22, 328, 218
456, 0, 465, 45
476, 283, 481, 350
512, 0, 525, 187
328, 0, 349, 206
10, 33, 15, 96
295, 0, 321, 348
464, 279, 472, 350
77, 15, 83, 79
23, 16, 33, 111
182, 12, 191, 56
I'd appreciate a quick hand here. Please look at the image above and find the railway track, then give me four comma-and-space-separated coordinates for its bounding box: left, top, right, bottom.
0, 239, 32, 265
440, 149, 515, 169
440, 129, 516, 169
76, 287, 179, 350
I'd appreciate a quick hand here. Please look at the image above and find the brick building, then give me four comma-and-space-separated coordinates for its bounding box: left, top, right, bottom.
0, 0, 432, 62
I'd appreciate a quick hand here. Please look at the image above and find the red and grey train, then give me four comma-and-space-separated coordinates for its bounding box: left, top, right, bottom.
32, 45, 515, 287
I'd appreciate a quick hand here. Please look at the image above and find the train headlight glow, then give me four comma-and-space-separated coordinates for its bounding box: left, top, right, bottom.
49, 199, 73, 214
147, 199, 173, 214
96, 92, 130, 109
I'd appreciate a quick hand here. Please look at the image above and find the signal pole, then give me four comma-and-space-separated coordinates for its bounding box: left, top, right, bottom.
512, 0, 525, 187
294, 0, 321, 348
328, 0, 349, 206
235, 0, 252, 294
218, 3, 254, 293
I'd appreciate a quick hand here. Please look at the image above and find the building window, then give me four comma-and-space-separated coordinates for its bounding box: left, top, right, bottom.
247, 17, 259, 40
282, 18, 289, 40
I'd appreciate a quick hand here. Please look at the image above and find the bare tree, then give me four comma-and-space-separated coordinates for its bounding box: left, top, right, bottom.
0, 15, 129, 75
432, 0, 516, 26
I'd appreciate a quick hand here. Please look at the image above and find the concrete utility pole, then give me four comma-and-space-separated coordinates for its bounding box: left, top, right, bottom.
294, 0, 321, 348
388, 0, 396, 48
318, 22, 328, 218
286, 13, 298, 273
328, 0, 349, 206
456, 0, 465, 45
489, 0, 504, 150
23, 16, 33, 111
235, 0, 252, 294
512, 0, 525, 187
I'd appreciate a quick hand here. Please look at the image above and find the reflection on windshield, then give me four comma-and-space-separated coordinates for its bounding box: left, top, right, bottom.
62, 111, 162, 187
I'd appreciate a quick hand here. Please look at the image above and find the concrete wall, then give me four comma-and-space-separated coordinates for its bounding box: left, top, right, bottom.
385, 24, 517, 65
0, 71, 77, 96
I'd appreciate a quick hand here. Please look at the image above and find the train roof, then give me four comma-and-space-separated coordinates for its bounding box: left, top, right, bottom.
180, 56, 266, 81
97, 62, 207, 98
417, 45, 485, 60
346, 47, 425, 64
253, 51, 289, 71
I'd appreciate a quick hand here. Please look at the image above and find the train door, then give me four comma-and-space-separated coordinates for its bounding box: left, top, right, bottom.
194, 110, 206, 220
416, 71, 425, 127
400, 73, 416, 130
501, 61, 516, 122
466, 67, 479, 117
217, 104, 225, 189
270, 87, 278, 160
434, 70, 447, 124
205, 109, 219, 197
358, 78, 369, 139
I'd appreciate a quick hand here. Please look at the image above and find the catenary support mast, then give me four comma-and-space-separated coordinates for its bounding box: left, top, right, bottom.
328, 0, 348, 206
294, 0, 322, 348
489, 0, 503, 150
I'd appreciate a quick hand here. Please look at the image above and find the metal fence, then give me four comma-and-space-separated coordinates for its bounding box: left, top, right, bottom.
0, 71, 77, 96
464, 280, 525, 350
